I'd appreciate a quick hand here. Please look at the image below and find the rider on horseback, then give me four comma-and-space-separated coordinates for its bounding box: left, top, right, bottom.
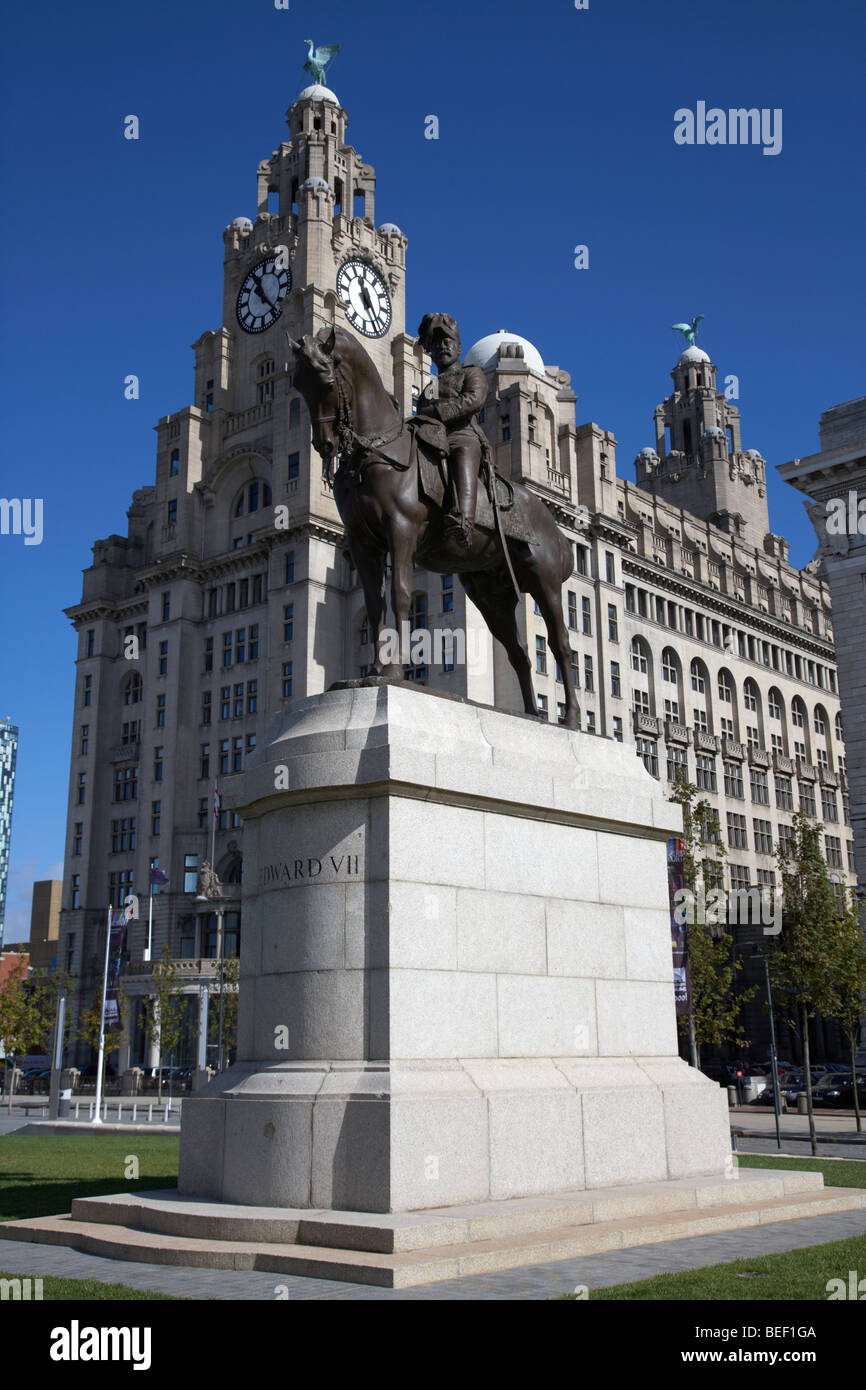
414, 313, 489, 554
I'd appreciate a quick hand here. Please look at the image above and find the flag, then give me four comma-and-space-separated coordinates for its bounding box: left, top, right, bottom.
213, 784, 221, 822
111, 902, 134, 927
104, 919, 128, 1033
150, 867, 169, 887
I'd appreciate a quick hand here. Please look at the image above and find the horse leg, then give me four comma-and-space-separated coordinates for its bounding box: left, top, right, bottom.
351, 540, 389, 675
532, 582, 580, 730
382, 517, 418, 678
462, 573, 538, 718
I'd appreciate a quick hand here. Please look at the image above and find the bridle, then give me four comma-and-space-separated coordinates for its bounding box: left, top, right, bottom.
312, 356, 405, 468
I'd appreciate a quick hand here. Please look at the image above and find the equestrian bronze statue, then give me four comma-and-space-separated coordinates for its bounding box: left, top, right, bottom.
289, 314, 581, 729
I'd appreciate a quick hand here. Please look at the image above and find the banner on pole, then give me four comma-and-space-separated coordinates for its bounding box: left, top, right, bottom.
667, 837, 692, 1016
105, 906, 130, 1033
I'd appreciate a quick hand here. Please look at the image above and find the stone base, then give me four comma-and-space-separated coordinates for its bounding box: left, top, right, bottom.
3, 1169, 863, 1289
179, 1056, 731, 1213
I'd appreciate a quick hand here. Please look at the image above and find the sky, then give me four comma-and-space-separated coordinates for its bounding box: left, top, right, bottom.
1, 0, 864, 940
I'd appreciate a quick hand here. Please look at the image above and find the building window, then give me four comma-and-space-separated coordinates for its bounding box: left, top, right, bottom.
283, 603, 294, 642
667, 745, 688, 783
201, 691, 212, 725
79, 725, 89, 755
664, 698, 680, 722
607, 605, 618, 641
158, 641, 168, 675
223, 632, 233, 667
108, 869, 134, 904
83, 674, 93, 707
156, 693, 166, 728
76, 772, 86, 805
72, 822, 83, 856
288, 452, 300, 480
613, 716, 623, 743
574, 545, 588, 576
717, 673, 732, 704
501, 414, 510, 443
630, 639, 647, 674
582, 596, 591, 635
768, 691, 782, 720
690, 660, 705, 694
719, 716, 734, 738
567, 592, 577, 630
232, 736, 243, 772
723, 762, 744, 799
233, 683, 244, 718
727, 813, 748, 849
585, 710, 596, 734
71, 876, 80, 911
824, 835, 843, 870
535, 635, 547, 675
821, 788, 838, 823
610, 661, 621, 697
220, 685, 231, 720
151, 800, 161, 836
183, 854, 199, 895
536, 693, 548, 719
745, 725, 759, 749
662, 652, 677, 684
110, 817, 137, 853
636, 737, 659, 777
218, 739, 230, 775
169, 448, 179, 477
167, 499, 177, 526
247, 680, 257, 714
730, 863, 751, 893
289, 397, 301, 428
283, 662, 293, 698
249, 623, 259, 660
285, 550, 295, 584
86, 629, 95, 657
584, 655, 593, 692
753, 818, 773, 854
113, 765, 138, 801
200, 743, 210, 779
695, 754, 717, 793
441, 574, 454, 613
203, 637, 214, 674
749, 768, 769, 804
792, 702, 805, 728
153, 746, 164, 781
633, 689, 650, 715
605, 551, 615, 583
799, 782, 817, 817
161, 592, 171, 622
814, 709, 826, 736
693, 709, 708, 735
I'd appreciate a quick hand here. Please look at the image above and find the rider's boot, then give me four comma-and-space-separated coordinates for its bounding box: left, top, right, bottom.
443, 510, 473, 553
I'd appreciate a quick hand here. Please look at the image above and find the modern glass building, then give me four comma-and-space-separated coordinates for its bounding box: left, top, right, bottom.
0, 720, 19, 950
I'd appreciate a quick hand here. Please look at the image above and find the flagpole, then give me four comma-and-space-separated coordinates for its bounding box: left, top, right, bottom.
92, 904, 113, 1126
144, 882, 153, 963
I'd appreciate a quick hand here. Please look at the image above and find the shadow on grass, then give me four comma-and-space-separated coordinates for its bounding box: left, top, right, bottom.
1, 1176, 178, 1223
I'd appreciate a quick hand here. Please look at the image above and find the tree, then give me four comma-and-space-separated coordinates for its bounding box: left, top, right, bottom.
75, 982, 129, 1097
208, 954, 239, 1069
769, 812, 842, 1155
143, 945, 189, 1100
0, 957, 39, 1112
826, 892, 866, 1133
669, 779, 756, 1065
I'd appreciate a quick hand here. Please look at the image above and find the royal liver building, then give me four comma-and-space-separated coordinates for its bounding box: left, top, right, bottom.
59, 76, 856, 1069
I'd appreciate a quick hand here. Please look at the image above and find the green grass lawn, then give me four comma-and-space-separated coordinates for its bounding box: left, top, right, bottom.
736, 1153, 866, 1189
0, 1134, 179, 1223
0, 1270, 181, 1299
560, 1233, 866, 1300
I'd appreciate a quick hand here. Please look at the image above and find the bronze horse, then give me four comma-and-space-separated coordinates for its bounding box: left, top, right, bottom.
290, 324, 581, 730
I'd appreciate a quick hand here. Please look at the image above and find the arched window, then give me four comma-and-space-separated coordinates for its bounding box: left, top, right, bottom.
717, 672, 733, 704
123, 672, 142, 705
630, 637, 647, 674
690, 659, 706, 694
233, 479, 272, 520
835, 712, 844, 743
768, 687, 783, 721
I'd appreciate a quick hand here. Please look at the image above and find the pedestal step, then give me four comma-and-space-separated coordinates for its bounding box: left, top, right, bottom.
3, 1171, 863, 1288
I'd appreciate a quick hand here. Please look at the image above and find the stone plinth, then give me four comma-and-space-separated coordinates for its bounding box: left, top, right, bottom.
179, 683, 731, 1214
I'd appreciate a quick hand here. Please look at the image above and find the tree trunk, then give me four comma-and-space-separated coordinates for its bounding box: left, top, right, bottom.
851, 1032, 862, 1134
801, 1002, 818, 1156
688, 1012, 699, 1069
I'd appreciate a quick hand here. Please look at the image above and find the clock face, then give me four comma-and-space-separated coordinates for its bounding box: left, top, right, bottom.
336, 259, 392, 338
236, 257, 291, 334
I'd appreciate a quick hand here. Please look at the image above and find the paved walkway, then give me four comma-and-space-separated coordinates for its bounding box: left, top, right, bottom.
1, 1210, 865, 1300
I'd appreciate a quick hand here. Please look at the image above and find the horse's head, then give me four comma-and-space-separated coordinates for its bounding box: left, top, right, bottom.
289, 326, 342, 461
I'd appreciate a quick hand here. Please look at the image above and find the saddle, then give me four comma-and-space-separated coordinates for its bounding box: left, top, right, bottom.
411, 424, 536, 544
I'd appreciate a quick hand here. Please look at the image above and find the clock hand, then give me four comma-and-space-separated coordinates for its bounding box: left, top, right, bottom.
253, 269, 277, 311
360, 284, 376, 316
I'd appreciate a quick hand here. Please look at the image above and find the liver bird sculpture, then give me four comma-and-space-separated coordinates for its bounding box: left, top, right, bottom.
303, 40, 339, 87
671, 315, 704, 347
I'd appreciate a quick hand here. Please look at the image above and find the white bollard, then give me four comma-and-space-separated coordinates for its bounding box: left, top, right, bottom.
148, 1104, 153, 1122
132, 1104, 137, 1122
88, 1101, 94, 1120
163, 1102, 169, 1123
75, 1102, 80, 1120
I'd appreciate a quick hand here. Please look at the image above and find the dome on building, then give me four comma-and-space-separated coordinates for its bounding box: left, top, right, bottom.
228, 216, 253, 232
678, 345, 710, 366
378, 223, 403, 237
464, 329, 546, 375
296, 83, 340, 104
299, 176, 331, 194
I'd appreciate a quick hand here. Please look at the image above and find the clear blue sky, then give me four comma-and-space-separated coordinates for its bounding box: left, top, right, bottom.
1, 0, 864, 939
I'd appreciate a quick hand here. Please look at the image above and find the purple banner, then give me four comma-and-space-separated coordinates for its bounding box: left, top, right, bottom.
667, 837, 692, 1016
